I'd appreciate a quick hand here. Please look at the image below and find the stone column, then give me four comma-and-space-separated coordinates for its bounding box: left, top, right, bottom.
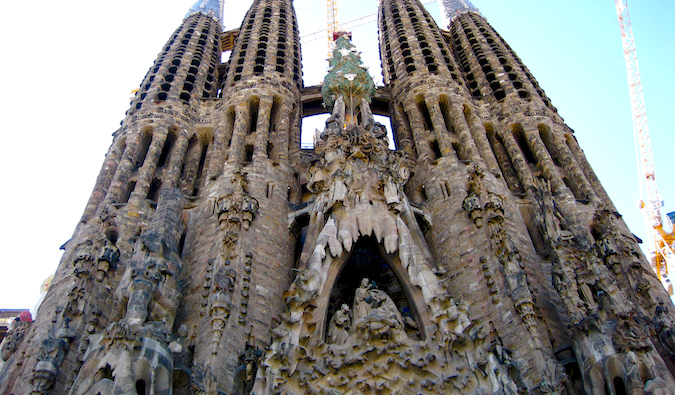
550, 128, 595, 201
208, 112, 235, 179
392, 105, 416, 160
164, 133, 189, 188
130, 128, 169, 204
500, 128, 535, 191
425, 96, 453, 156
180, 137, 203, 196
275, 101, 292, 163
524, 126, 565, 193
227, 103, 250, 164
465, 108, 500, 174
82, 138, 126, 220
254, 98, 274, 159
404, 102, 435, 163
103, 131, 143, 205
450, 103, 480, 160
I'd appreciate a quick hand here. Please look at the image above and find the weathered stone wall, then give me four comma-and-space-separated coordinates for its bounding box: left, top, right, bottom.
3, 0, 675, 394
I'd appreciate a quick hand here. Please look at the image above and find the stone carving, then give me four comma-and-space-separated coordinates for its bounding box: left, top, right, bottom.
233, 347, 264, 395
73, 239, 96, 277
1, 318, 31, 362
462, 191, 483, 227
209, 264, 236, 353
201, 258, 216, 315
480, 256, 501, 305
117, 232, 181, 329
352, 278, 406, 340
116, 190, 184, 330
238, 252, 253, 325
70, 322, 175, 395
327, 304, 351, 344
216, 171, 259, 243
31, 320, 77, 394
96, 238, 120, 282
528, 175, 675, 391
72, 231, 120, 282
191, 362, 219, 395
251, 40, 529, 394
431, 293, 473, 345
592, 209, 625, 276
614, 313, 652, 353
68, 189, 184, 395
653, 303, 675, 354
468, 166, 542, 349
532, 177, 574, 248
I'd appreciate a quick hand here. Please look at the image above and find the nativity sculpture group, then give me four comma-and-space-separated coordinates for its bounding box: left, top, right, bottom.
327, 278, 409, 344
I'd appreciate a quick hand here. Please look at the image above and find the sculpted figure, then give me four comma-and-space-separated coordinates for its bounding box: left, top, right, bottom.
354, 278, 374, 321
324, 116, 342, 137
463, 192, 483, 227
1, 317, 31, 361
74, 239, 96, 265
372, 122, 387, 140
328, 304, 351, 344
653, 304, 675, 353
353, 278, 404, 328
209, 267, 237, 353
96, 239, 119, 281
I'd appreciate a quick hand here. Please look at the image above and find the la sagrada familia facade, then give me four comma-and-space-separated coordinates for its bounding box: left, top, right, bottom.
2, 0, 675, 393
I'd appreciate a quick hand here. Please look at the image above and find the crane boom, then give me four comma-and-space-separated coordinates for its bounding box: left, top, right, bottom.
614, 0, 675, 292
303, 1, 438, 44
327, 0, 339, 52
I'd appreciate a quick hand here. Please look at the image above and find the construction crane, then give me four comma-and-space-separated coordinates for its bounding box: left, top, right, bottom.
327, 0, 340, 53
614, 0, 675, 293
326, 0, 355, 54
304, 1, 438, 45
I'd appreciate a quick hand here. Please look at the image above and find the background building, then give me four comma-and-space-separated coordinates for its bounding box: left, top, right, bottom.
1, 0, 674, 394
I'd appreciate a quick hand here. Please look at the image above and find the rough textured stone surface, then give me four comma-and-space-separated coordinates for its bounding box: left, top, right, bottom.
1, 0, 675, 394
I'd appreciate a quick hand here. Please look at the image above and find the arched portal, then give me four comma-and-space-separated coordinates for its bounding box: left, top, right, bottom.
325, 236, 422, 341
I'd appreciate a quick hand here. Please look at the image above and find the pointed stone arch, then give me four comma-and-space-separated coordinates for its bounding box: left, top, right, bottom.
318, 235, 430, 342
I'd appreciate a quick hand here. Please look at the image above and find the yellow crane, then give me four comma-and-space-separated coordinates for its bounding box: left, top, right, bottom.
614, 0, 675, 293
305, 1, 438, 46
327, 0, 340, 53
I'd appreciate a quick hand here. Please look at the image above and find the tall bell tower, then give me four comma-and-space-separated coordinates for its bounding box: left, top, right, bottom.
2, 0, 675, 394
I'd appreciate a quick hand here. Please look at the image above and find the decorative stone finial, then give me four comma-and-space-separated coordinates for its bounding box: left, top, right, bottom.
187, 0, 224, 22
321, 35, 376, 112
439, 0, 480, 28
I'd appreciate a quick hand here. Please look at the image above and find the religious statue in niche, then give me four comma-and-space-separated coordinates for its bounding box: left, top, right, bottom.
352, 278, 407, 340
327, 304, 351, 344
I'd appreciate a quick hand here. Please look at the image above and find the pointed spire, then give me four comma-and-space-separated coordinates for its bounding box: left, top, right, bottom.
438, 0, 480, 29
186, 0, 224, 23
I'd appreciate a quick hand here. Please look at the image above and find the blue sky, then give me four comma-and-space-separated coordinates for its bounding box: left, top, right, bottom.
0, 0, 672, 309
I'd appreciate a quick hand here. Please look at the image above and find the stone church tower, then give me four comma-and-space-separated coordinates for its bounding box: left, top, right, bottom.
2, 0, 675, 393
